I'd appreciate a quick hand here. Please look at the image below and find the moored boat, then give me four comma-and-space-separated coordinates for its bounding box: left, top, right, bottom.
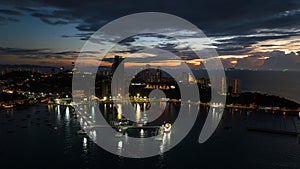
76, 129, 87, 136
164, 123, 172, 133
2, 104, 15, 109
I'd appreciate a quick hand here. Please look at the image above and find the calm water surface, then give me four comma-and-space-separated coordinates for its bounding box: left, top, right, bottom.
0, 104, 300, 169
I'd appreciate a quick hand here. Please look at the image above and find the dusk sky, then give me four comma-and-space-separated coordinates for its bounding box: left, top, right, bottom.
0, 0, 300, 70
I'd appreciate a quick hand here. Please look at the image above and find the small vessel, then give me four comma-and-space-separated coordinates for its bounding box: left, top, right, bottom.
2, 104, 15, 109
115, 132, 123, 138
164, 123, 172, 133
76, 129, 87, 136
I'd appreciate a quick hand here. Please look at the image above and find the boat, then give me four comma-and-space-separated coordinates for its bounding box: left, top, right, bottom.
115, 132, 123, 138
164, 123, 172, 133
2, 104, 15, 109
76, 129, 87, 136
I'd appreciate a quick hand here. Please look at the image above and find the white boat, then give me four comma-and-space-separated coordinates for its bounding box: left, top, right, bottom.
115, 132, 123, 137
164, 123, 172, 133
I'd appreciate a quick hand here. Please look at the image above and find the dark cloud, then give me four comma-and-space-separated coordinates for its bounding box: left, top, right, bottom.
41, 18, 68, 25
15, 7, 37, 12
0, 0, 297, 33
0, 9, 21, 23
30, 10, 74, 25
0, 0, 300, 67
1, 0, 298, 54
0, 16, 19, 23
0, 47, 79, 60
0, 9, 22, 15
61, 33, 93, 40
0, 47, 44, 54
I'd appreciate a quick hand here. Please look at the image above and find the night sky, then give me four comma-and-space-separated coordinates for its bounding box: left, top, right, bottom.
0, 0, 300, 70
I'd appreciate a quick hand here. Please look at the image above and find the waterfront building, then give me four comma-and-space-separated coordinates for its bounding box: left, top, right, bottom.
181, 72, 189, 83
221, 77, 227, 95
155, 67, 162, 83
232, 79, 240, 96
111, 55, 124, 97
144, 64, 152, 83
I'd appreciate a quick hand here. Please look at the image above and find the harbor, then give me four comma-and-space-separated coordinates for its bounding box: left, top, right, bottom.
1, 104, 300, 169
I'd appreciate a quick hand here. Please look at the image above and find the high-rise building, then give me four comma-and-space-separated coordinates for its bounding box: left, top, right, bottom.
181, 72, 189, 83
111, 55, 124, 97
232, 79, 240, 96
60, 66, 64, 73
144, 64, 152, 82
155, 66, 161, 83
71, 62, 77, 72
221, 77, 227, 95
101, 79, 111, 98
188, 73, 196, 83
111, 55, 123, 74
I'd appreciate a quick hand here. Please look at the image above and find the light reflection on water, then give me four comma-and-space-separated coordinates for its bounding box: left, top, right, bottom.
0, 104, 300, 169
76, 102, 223, 158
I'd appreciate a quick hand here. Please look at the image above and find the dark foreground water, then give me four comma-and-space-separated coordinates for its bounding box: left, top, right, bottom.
0, 104, 300, 169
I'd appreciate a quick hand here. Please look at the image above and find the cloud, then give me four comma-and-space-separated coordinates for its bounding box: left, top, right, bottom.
30, 10, 74, 25
230, 51, 300, 70
15, 7, 37, 12
61, 33, 93, 40
0, 0, 300, 69
0, 47, 79, 60
0, 9, 22, 15
0, 16, 19, 23
0, 0, 298, 34
40, 18, 68, 25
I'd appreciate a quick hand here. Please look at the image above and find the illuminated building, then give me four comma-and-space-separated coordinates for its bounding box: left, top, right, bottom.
181, 72, 189, 83
60, 66, 64, 73
155, 66, 161, 83
221, 77, 227, 95
188, 73, 196, 84
111, 55, 124, 97
144, 64, 152, 82
232, 79, 240, 96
